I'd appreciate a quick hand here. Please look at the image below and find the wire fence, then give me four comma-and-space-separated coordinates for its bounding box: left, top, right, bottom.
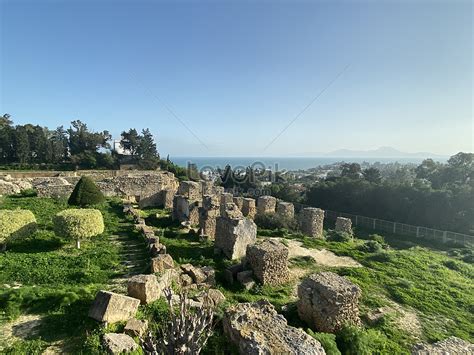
323, 209, 474, 247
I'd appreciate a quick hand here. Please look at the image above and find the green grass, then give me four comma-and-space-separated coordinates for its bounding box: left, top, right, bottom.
0, 196, 136, 352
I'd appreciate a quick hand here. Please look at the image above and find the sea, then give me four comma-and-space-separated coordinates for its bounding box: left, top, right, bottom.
170, 156, 427, 171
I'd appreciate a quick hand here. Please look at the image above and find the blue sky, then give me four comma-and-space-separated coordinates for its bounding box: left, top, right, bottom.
1, 0, 472, 157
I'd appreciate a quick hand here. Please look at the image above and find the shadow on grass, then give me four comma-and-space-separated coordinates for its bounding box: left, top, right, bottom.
7, 232, 66, 254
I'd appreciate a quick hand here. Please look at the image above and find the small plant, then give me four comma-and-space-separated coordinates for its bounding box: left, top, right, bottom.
359, 240, 384, 253
141, 287, 214, 354
53, 209, 104, 248
306, 329, 341, 355
255, 212, 298, 231
68, 176, 105, 207
367, 234, 385, 244
0, 209, 37, 251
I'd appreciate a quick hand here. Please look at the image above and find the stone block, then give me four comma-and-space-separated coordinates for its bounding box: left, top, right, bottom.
241, 198, 256, 219
178, 180, 202, 201
276, 201, 295, 219
88, 290, 140, 323
124, 318, 148, 337
297, 271, 361, 333
335, 217, 353, 235
150, 254, 174, 273
247, 240, 289, 286
127, 274, 161, 304
103, 333, 138, 354
215, 215, 257, 260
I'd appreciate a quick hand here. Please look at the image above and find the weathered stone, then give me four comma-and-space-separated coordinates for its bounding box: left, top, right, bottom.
241, 198, 256, 219
233, 196, 244, 210
103, 333, 138, 354
150, 242, 166, 256
201, 266, 216, 286
160, 189, 175, 209
178, 180, 202, 200
257, 195, 277, 215
223, 300, 326, 355
215, 215, 257, 260
297, 272, 361, 333
224, 263, 244, 284
196, 288, 226, 307
199, 195, 221, 239
299, 207, 325, 238
412, 336, 474, 355
276, 201, 295, 219
221, 202, 244, 219
124, 318, 148, 337
236, 270, 253, 283
180, 273, 194, 286
247, 240, 289, 286
173, 195, 190, 222
188, 201, 201, 226
88, 291, 140, 323
220, 193, 234, 214
335, 217, 353, 235
150, 254, 174, 273
127, 274, 160, 304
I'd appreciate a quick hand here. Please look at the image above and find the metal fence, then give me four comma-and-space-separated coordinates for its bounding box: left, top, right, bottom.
323, 209, 474, 247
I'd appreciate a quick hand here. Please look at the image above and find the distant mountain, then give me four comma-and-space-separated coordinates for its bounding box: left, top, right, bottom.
323, 146, 447, 159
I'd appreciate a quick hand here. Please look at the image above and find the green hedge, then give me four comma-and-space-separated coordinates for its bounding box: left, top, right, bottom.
68, 176, 105, 207
53, 209, 104, 247
0, 209, 37, 248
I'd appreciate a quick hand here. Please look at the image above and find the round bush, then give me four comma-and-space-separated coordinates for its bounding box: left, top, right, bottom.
359, 240, 384, 253
53, 209, 104, 248
0, 209, 37, 249
68, 176, 105, 207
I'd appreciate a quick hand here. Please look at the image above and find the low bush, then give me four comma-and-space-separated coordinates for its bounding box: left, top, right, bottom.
306, 329, 341, 355
255, 212, 298, 231
0, 209, 37, 250
327, 230, 353, 243
359, 240, 384, 253
68, 176, 105, 207
53, 209, 104, 248
367, 233, 385, 244
336, 324, 404, 354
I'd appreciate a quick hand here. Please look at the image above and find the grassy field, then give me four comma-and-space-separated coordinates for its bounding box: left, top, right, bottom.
0, 197, 473, 354
0, 196, 138, 353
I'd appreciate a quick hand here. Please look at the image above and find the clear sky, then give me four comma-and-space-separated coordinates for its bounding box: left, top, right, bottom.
1, 0, 472, 157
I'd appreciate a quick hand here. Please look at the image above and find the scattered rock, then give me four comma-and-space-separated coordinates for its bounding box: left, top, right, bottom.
124, 318, 148, 338
223, 300, 326, 355
88, 291, 140, 323
412, 336, 474, 354
103, 333, 138, 354
127, 274, 161, 304
150, 254, 174, 273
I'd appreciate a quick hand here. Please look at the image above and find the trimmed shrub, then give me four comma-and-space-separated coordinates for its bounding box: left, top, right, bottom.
53, 209, 104, 248
68, 176, 105, 207
367, 233, 385, 244
359, 240, 384, 253
327, 230, 353, 243
0, 209, 37, 250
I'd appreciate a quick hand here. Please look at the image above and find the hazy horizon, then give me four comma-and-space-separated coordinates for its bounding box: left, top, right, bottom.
1, 1, 472, 157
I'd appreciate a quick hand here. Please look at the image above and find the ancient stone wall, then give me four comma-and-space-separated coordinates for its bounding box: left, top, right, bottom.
297, 271, 361, 333
299, 207, 325, 238
241, 198, 257, 219
215, 213, 257, 260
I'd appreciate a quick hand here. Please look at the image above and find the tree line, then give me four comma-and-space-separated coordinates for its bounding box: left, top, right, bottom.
301, 153, 474, 235
0, 114, 186, 173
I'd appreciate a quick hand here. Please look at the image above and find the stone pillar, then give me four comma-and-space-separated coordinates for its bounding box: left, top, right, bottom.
199, 195, 221, 239
220, 193, 234, 215
276, 201, 295, 219
299, 207, 324, 238
241, 198, 257, 219
257, 196, 277, 215
160, 189, 175, 209
246, 240, 289, 285
335, 217, 353, 235
177, 181, 202, 200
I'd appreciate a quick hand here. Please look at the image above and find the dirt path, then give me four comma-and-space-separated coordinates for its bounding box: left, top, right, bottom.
271, 238, 362, 268
0, 314, 43, 350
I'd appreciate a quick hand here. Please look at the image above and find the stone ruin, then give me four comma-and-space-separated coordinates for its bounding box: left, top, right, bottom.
0, 171, 179, 208
246, 240, 290, 286
335, 216, 353, 235
220, 192, 234, 215
276, 201, 295, 219
241, 198, 257, 219
215, 203, 257, 259
299, 207, 325, 238
412, 336, 474, 354
223, 300, 326, 355
233, 196, 244, 210
257, 195, 277, 215
103, 333, 139, 354
297, 271, 361, 333
177, 180, 202, 200
88, 290, 140, 323
199, 194, 221, 239
173, 194, 201, 225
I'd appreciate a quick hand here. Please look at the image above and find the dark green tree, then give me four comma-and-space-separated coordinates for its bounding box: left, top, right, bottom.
68, 176, 105, 206
363, 167, 382, 184
341, 163, 362, 179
